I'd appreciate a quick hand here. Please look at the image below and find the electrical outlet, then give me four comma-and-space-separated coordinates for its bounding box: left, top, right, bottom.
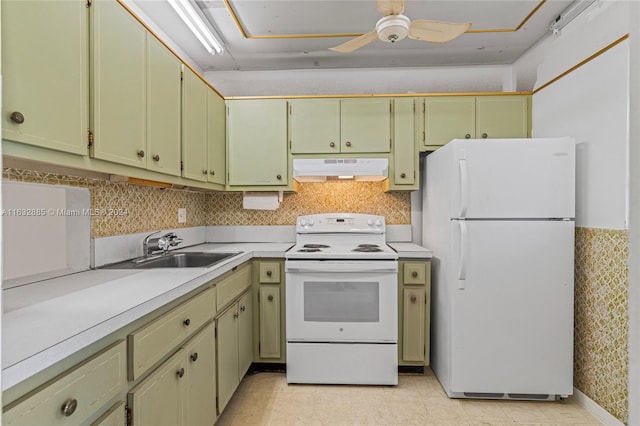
178, 208, 187, 223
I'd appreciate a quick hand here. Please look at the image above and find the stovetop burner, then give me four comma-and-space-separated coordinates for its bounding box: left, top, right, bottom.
298, 248, 322, 253
303, 244, 330, 249
352, 247, 384, 253
357, 244, 380, 248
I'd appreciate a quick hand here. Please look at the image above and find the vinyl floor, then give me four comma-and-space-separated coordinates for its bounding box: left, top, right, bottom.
216, 369, 603, 425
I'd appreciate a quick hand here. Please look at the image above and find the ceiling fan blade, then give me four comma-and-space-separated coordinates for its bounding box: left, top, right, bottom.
329, 30, 378, 53
408, 20, 471, 43
376, 0, 405, 16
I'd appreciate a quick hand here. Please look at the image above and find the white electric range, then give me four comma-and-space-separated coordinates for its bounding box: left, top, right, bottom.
285, 213, 398, 385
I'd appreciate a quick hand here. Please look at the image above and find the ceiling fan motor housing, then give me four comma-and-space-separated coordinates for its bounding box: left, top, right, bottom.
376, 14, 410, 43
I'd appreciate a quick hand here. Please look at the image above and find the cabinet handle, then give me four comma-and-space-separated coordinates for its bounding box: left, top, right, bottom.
61, 398, 78, 417
240, 305, 245, 312
482, 133, 488, 139
329, 142, 335, 148
276, 174, 282, 180
177, 368, 185, 378
345, 141, 352, 147
209, 170, 215, 176
137, 150, 145, 158
412, 271, 418, 278
465, 134, 471, 139
401, 173, 406, 179
190, 352, 198, 362
10, 111, 25, 124
410, 294, 417, 303
183, 318, 191, 326
202, 169, 208, 175
268, 295, 274, 301
233, 312, 239, 319
266, 270, 272, 276
153, 154, 160, 162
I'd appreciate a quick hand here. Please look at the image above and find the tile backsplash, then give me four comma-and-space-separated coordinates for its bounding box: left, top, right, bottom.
3, 168, 411, 238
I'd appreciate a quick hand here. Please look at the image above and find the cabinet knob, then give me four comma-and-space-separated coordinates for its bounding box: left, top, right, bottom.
177, 367, 185, 378
482, 133, 488, 139
266, 270, 272, 276
190, 352, 198, 362
329, 142, 335, 148
465, 134, 471, 139
137, 150, 145, 158
401, 173, 406, 179
61, 398, 78, 417
410, 294, 417, 303
412, 271, 418, 278
183, 318, 191, 326
240, 305, 245, 312
345, 141, 352, 147
10, 111, 25, 124
276, 174, 282, 180
202, 169, 208, 175
209, 170, 215, 176
268, 295, 274, 301
152, 154, 160, 162
233, 312, 239, 319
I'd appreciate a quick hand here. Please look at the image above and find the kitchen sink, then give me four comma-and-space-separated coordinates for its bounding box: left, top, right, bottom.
101, 252, 239, 269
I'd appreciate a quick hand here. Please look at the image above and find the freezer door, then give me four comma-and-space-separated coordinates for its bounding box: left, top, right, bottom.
449, 219, 574, 396
450, 138, 575, 219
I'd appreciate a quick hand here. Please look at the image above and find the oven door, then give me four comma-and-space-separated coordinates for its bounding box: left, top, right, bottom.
285, 260, 398, 342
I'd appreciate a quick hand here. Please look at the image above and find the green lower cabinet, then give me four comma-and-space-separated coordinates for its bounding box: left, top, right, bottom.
398, 260, 431, 367
252, 260, 286, 363
238, 292, 254, 377
259, 286, 282, 359
184, 323, 217, 426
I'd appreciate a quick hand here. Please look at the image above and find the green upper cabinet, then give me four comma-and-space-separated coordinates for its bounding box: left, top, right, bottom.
207, 90, 226, 185
341, 98, 392, 153
388, 98, 417, 190
421, 95, 529, 150
423, 96, 475, 148
227, 99, 288, 186
289, 99, 340, 154
147, 35, 182, 177
2, 0, 88, 155
181, 68, 209, 182
476, 96, 529, 139
91, 0, 147, 167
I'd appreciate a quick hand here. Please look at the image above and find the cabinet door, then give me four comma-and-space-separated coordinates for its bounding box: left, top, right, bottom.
184, 323, 217, 426
216, 305, 239, 413
91, 401, 124, 426
341, 98, 391, 153
423, 97, 475, 148
259, 286, 281, 359
91, 0, 146, 167
182, 68, 209, 182
227, 100, 288, 186
392, 98, 416, 187
289, 99, 340, 154
402, 288, 426, 362
207, 90, 226, 185
2, 0, 88, 155
237, 292, 254, 379
147, 35, 181, 176
476, 96, 529, 139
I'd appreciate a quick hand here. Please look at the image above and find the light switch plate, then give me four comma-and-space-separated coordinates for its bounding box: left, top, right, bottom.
178, 208, 187, 223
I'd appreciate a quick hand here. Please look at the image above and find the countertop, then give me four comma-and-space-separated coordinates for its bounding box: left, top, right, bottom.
388, 243, 433, 259
1, 243, 293, 391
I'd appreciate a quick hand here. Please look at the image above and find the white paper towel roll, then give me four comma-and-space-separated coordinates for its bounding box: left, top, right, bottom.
242, 192, 280, 210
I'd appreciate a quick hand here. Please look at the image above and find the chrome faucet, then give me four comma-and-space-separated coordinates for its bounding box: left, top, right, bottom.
143, 231, 183, 257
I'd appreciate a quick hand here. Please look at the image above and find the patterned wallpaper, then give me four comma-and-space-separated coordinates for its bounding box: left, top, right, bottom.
574, 227, 629, 424
2, 169, 411, 237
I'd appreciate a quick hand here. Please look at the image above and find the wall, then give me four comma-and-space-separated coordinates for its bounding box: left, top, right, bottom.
2, 168, 411, 238
517, 1, 633, 422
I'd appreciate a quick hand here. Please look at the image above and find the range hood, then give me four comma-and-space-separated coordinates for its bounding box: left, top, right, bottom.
293, 158, 389, 182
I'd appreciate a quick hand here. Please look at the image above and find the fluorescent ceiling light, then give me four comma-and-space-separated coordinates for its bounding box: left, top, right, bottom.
168, 0, 223, 54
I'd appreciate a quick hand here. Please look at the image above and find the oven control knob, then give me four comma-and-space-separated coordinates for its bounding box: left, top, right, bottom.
300, 219, 307, 226
308, 219, 314, 226
367, 219, 374, 226
375, 219, 382, 227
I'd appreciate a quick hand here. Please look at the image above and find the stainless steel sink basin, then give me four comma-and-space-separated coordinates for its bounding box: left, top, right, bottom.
102, 252, 239, 269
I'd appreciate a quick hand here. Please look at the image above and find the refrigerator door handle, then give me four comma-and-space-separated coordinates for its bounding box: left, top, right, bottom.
458, 159, 468, 218
457, 220, 468, 289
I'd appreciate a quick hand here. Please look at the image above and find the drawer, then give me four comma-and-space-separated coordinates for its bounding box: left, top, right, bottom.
3, 341, 126, 425
403, 263, 427, 285
258, 262, 280, 283
217, 263, 252, 311
129, 287, 216, 380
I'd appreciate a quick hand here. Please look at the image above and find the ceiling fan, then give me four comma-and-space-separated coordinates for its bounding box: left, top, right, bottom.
329, 0, 471, 53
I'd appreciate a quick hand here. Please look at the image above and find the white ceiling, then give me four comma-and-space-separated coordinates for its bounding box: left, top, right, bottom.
131, 0, 574, 72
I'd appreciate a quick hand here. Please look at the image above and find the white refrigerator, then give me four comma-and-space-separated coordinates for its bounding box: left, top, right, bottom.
423, 137, 575, 400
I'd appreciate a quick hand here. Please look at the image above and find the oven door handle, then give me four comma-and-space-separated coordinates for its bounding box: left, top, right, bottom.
285, 261, 398, 273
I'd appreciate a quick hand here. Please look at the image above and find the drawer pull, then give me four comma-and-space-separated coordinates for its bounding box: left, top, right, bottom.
276, 174, 282, 180
61, 398, 78, 417
10, 111, 25, 124
177, 368, 185, 378
410, 294, 417, 303
412, 271, 418, 278
183, 318, 191, 326
401, 173, 406, 179
465, 133, 471, 139
346, 141, 352, 147
190, 352, 198, 362
482, 133, 488, 139
266, 270, 272, 277
268, 295, 274, 302
329, 142, 335, 147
